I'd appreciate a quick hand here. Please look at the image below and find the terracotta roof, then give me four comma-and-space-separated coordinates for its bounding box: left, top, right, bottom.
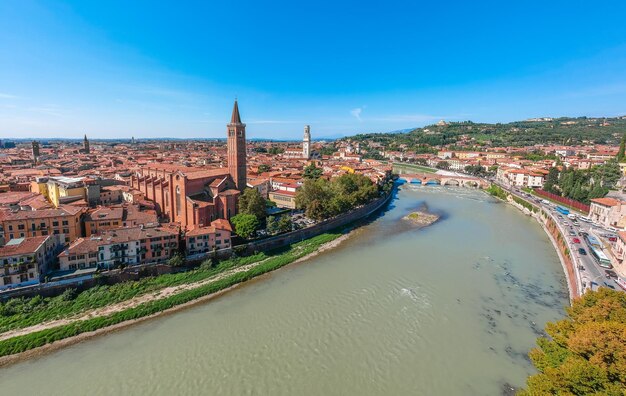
270, 189, 297, 197
0, 236, 49, 256
0, 206, 82, 221
591, 197, 622, 207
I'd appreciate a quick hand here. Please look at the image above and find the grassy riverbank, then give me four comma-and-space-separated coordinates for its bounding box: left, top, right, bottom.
0, 253, 265, 333
0, 232, 341, 358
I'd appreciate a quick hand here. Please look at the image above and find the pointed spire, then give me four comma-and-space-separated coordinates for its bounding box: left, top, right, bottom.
84, 134, 88, 141
230, 99, 242, 124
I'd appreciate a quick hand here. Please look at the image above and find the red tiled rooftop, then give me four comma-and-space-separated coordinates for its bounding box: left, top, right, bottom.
591, 197, 622, 207
0, 236, 50, 256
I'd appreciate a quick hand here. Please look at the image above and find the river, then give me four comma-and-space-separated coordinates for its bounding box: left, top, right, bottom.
0, 185, 568, 395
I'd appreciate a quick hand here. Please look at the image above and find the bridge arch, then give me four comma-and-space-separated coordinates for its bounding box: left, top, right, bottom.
410, 178, 422, 184
443, 179, 460, 186
425, 179, 441, 186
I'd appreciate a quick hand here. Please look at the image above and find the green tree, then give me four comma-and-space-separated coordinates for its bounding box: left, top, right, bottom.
238, 188, 267, 220
520, 289, 626, 395
544, 167, 560, 193
436, 161, 450, 170
266, 215, 279, 234
618, 133, 626, 161
168, 253, 185, 267
230, 213, 259, 239
277, 215, 292, 233
258, 164, 271, 173
296, 173, 379, 221
303, 163, 323, 180
268, 146, 284, 155
594, 158, 621, 188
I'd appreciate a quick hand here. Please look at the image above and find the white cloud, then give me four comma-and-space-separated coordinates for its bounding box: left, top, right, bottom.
350, 107, 363, 121
0, 93, 18, 99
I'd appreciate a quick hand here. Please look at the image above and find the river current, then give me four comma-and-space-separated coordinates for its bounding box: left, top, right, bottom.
0, 185, 568, 395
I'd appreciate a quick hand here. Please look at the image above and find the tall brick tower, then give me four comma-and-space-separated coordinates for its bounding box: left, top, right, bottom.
83, 134, 90, 154
227, 100, 247, 191
32, 140, 40, 163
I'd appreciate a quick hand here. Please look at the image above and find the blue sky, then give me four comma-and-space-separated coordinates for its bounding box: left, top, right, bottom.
1, 0, 626, 140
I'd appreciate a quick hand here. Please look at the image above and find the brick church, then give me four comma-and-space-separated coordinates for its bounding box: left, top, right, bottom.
130, 100, 247, 230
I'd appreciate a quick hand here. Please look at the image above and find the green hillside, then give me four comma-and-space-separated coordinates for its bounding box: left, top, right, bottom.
346, 116, 626, 149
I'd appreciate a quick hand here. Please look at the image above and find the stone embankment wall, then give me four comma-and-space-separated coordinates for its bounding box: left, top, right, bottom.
505, 193, 580, 301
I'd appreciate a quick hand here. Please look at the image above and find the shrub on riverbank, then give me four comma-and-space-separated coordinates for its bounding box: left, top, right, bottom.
0, 232, 341, 358
519, 289, 626, 395
486, 184, 508, 200
512, 195, 537, 213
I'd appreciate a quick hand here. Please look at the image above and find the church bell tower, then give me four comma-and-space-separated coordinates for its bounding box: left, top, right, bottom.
227, 100, 247, 191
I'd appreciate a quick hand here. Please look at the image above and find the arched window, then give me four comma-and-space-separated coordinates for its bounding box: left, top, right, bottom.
175, 186, 181, 216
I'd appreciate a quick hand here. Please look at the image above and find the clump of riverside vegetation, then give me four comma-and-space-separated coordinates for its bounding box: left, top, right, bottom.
512, 195, 538, 213
295, 173, 380, 221
486, 184, 508, 200
519, 289, 626, 395
0, 253, 264, 333
0, 233, 341, 357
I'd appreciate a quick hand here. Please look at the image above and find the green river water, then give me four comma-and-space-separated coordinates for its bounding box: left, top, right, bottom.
0, 185, 568, 395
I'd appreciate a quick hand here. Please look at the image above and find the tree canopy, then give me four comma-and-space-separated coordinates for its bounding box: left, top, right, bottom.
543, 160, 619, 204
230, 213, 259, 239
295, 173, 379, 221
303, 163, 323, 180
238, 188, 267, 220
520, 289, 626, 395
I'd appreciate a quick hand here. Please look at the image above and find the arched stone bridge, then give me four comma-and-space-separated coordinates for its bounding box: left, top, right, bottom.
397, 173, 488, 188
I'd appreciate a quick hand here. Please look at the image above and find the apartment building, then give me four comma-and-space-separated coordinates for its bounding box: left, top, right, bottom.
59, 225, 179, 271
83, 205, 158, 236
184, 219, 233, 259
0, 206, 84, 245
0, 235, 64, 290
589, 198, 626, 229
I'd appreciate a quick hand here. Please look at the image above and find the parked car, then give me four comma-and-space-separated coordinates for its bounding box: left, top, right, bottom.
568, 230, 576, 236
605, 270, 618, 279
572, 237, 581, 244
578, 248, 587, 255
